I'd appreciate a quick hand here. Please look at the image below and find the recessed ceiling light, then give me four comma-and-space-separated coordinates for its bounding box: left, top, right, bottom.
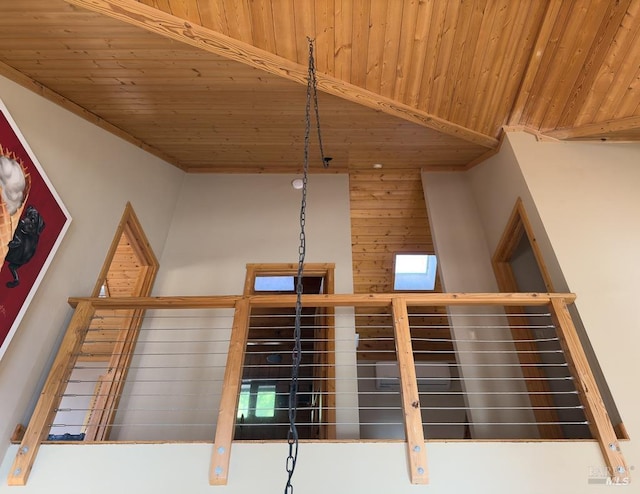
291, 178, 304, 189
373, 163, 383, 169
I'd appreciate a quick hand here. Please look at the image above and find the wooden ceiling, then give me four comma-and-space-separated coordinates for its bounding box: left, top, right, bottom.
1, 0, 640, 174
5, 1, 635, 392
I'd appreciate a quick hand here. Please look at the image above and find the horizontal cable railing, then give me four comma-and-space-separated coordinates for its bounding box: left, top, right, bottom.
52, 308, 234, 442
406, 307, 588, 440
8, 293, 628, 487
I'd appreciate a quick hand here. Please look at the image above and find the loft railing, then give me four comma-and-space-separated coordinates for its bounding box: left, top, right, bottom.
8, 293, 628, 486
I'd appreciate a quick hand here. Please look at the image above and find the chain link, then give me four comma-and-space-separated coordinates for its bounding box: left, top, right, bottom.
284, 37, 328, 494
308, 42, 330, 168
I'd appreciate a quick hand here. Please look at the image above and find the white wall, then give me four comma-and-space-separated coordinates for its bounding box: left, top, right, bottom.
466, 132, 638, 477
0, 75, 184, 450
466, 136, 568, 290
506, 132, 640, 434
0, 440, 612, 494
422, 172, 536, 439
112, 173, 359, 439
153, 173, 353, 295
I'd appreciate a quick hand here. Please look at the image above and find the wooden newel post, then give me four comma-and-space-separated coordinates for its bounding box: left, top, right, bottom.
210, 298, 251, 485
392, 298, 429, 484
8, 300, 95, 486
550, 298, 629, 483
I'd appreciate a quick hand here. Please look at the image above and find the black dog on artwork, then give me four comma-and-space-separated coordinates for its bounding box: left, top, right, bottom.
5, 205, 45, 288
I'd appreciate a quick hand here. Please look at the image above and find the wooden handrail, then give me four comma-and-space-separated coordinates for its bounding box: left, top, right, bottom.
67, 295, 241, 309
68, 292, 576, 309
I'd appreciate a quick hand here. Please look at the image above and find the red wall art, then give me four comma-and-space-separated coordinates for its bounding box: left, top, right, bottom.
0, 98, 71, 360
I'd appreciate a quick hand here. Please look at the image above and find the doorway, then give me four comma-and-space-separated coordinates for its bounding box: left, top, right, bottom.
493, 198, 594, 439
236, 263, 335, 440
80, 203, 159, 441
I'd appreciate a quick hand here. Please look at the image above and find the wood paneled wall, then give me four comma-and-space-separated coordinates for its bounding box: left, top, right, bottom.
105, 231, 145, 297
349, 168, 450, 361
349, 169, 434, 294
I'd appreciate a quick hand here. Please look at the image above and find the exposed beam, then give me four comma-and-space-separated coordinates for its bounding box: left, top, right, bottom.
463, 130, 508, 170
544, 116, 640, 140
64, 0, 498, 150
0, 59, 184, 170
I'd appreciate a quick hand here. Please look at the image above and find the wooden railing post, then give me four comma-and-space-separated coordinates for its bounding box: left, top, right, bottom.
550, 298, 629, 483
391, 298, 428, 484
210, 298, 251, 485
8, 300, 95, 486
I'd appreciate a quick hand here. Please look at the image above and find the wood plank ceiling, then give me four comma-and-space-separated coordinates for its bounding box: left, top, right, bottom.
3, 0, 640, 175
124, 0, 640, 142
1, 0, 640, 298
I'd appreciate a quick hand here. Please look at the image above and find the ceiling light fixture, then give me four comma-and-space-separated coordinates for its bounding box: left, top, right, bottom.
291, 178, 304, 189
373, 163, 383, 169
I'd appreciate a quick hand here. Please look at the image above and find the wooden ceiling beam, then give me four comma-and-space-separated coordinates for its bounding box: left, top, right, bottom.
544, 115, 640, 140
64, 0, 498, 150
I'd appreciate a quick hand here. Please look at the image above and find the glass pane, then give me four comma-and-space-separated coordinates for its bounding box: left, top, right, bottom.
237, 383, 250, 419
394, 254, 437, 290
254, 276, 295, 292
255, 384, 276, 418
396, 254, 428, 273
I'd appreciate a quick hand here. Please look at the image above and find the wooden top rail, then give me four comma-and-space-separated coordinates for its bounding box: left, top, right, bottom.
67, 295, 242, 309
68, 292, 576, 309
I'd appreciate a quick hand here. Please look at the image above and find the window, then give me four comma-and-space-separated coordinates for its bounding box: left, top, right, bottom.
237, 383, 251, 419
237, 382, 277, 420
254, 385, 276, 418
241, 263, 335, 440
254, 275, 295, 292
393, 254, 437, 291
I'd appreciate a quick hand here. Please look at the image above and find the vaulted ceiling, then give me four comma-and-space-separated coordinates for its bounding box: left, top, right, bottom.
1, 0, 640, 173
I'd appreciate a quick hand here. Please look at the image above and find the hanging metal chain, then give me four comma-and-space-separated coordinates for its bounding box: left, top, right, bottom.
308, 40, 331, 169
284, 37, 329, 494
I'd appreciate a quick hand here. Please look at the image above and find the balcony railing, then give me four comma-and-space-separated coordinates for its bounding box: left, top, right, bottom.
8, 293, 629, 485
